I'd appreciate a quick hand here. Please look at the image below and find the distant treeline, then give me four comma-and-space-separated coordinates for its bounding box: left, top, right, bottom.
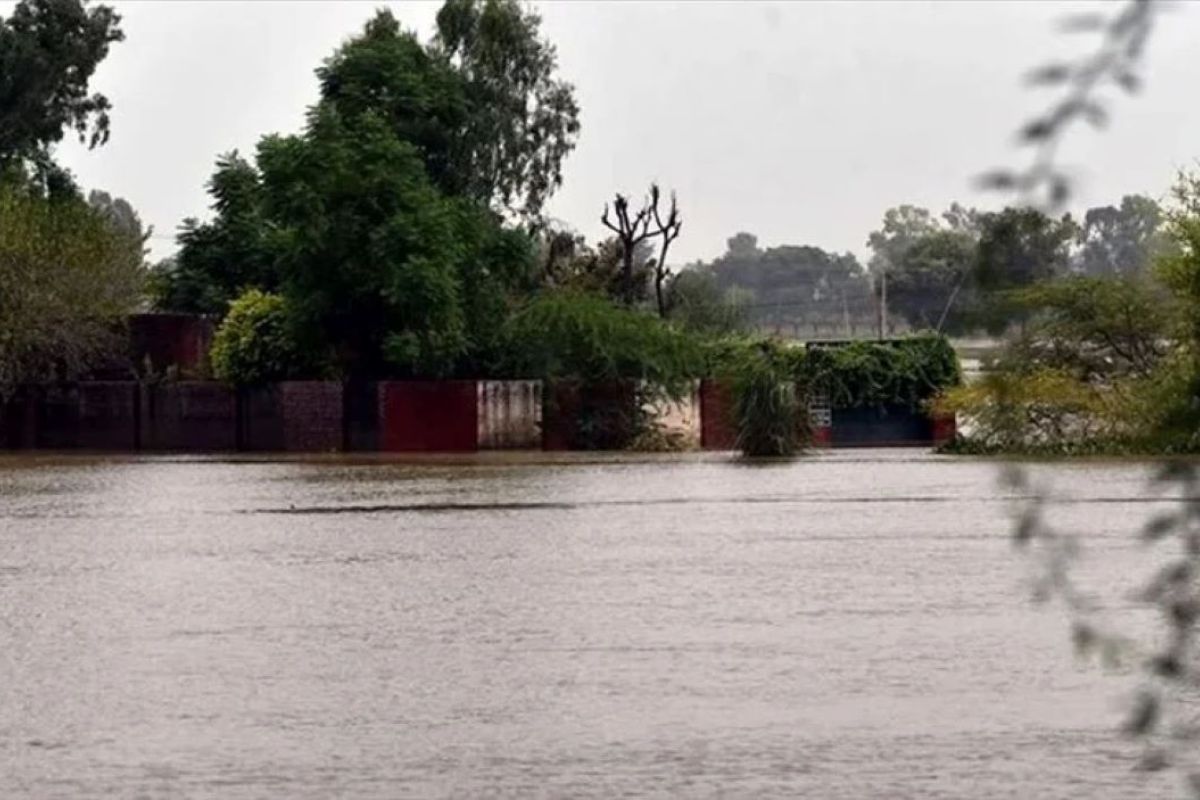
675, 195, 1170, 338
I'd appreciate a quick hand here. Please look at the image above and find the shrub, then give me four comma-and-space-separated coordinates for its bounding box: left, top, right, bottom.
210, 290, 307, 386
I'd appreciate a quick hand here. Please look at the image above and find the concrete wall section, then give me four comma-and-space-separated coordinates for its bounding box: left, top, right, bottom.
378, 381, 479, 452
477, 381, 541, 449
644, 381, 700, 450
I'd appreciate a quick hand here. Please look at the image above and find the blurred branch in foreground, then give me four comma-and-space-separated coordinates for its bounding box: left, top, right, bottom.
1004, 464, 1200, 796
978, 0, 1158, 210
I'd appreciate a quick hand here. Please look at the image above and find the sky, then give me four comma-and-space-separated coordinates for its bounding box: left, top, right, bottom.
18, 0, 1200, 265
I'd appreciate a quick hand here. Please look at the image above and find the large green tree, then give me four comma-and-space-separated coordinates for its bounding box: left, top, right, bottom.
316, 2, 579, 221
0, 0, 123, 195
1075, 194, 1171, 278
886, 229, 978, 332
432, 0, 580, 219
0, 187, 145, 394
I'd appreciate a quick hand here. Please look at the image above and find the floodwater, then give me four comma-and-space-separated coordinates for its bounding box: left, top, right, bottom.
0, 450, 1184, 798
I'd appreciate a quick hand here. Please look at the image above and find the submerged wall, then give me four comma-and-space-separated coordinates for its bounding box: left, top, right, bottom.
478, 381, 541, 449
0, 378, 956, 453
378, 381, 479, 452
240, 381, 343, 452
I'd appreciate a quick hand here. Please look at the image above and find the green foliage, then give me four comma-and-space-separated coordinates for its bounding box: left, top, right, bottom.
974, 206, 1077, 332
0, 0, 123, 196
946, 174, 1200, 456
666, 268, 749, 336
151, 153, 275, 314
258, 109, 471, 378
432, 0, 580, 219
805, 335, 961, 411
885, 229, 977, 332
707, 233, 871, 332
153, 5, 557, 381
0, 187, 145, 395
1008, 275, 1172, 379
500, 291, 703, 393
1076, 194, 1172, 277
733, 347, 801, 458
315, 3, 579, 221
210, 290, 307, 386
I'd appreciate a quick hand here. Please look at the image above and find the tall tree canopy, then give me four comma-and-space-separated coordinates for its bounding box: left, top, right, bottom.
703, 234, 871, 332
155, 7, 553, 379
432, 0, 580, 219
1074, 194, 1170, 277
315, 1, 579, 221
866, 204, 983, 333
0, 0, 123, 194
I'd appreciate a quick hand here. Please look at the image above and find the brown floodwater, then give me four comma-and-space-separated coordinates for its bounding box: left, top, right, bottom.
0, 450, 1184, 798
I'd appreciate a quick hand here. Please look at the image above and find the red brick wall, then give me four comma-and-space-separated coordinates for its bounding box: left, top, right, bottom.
141, 382, 237, 451
699, 379, 738, 450
378, 381, 478, 452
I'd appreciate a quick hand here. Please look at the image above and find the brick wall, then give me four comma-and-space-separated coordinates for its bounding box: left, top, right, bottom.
141, 381, 237, 451
241, 382, 343, 452
77, 382, 139, 449
699, 379, 738, 450
378, 381, 478, 452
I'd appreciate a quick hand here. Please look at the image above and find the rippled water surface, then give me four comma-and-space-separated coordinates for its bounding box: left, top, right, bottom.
0, 451, 1182, 798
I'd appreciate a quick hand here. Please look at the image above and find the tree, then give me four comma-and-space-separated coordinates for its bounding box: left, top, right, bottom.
665, 268, 748, 336
601, 191, 656, 307
0, 187, 145, 395
431, 0, 580, 219
151, 152, 275, 314
886, 229, 977, 332
975, 207, 1076, 289
1075, 194, 1170, 277
974, 206, 1077, 332
866, 205, 941, 275
87, 190, 147, 245
709, 236, 870, 334
256, 109, 473, 378
0, 0, 124, 195
648, 184, 682, 319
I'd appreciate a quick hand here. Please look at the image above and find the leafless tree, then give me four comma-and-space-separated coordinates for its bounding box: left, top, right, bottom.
649, 184, 682, 319
601, 192, 654, 306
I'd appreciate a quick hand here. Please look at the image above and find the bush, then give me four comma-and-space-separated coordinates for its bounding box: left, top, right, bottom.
210, 290, 307, 386
501, 291, 704, 392
734, 355, 800, 457
804, 335, 961, 410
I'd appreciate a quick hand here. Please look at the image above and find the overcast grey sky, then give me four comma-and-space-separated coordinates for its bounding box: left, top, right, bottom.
26, 0, 1200, 264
